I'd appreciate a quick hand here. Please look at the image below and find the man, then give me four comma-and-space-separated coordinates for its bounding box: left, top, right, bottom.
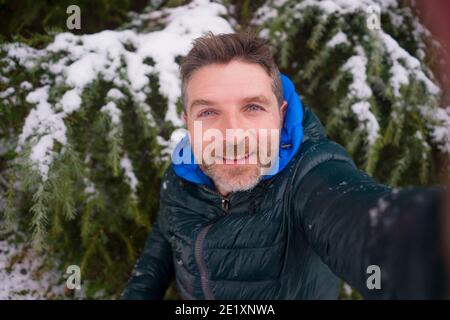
122, 31, 447, 299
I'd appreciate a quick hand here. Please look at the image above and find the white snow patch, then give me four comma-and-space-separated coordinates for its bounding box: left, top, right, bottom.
342, 46, 372, 100
0, 238, 64, 299
351, 101, 380, 145
61, 89, 82, 115
17, 87, 67, 180
429, 107, 450, 154
107, 88, 125, 101
120, 154, 138, 193
101, 101, 122, 126
10, 0, 233, 180
20, 81, 33, 90
327, 31, 349, 47
0, 87, 15, 99
379, 31, 440, 97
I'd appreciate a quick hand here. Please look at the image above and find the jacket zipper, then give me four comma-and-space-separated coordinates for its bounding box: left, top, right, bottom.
194, 224, 214, 300
194, 187, 230, 300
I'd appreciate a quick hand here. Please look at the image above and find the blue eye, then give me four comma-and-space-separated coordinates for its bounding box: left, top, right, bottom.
246, 104, 263, 112
198, 109, 216, 117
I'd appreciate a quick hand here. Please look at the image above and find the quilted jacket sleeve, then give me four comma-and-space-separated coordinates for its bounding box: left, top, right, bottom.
121, 215, 175, 299
291, 137, 447, 299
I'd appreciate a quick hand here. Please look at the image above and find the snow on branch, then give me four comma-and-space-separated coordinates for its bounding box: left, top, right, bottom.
2, 0, 233, 181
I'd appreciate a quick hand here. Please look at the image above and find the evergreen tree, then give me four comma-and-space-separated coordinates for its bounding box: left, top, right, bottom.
251, 0, 450, 187
0, 0, 448, 298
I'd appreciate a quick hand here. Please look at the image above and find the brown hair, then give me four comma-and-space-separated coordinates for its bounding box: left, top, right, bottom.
179, 30, 283, 110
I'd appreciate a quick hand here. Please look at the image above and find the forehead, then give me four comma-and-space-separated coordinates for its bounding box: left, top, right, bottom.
185, 60, 275, 107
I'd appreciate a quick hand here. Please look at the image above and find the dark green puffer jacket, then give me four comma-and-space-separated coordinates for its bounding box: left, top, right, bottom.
122, 106, 446, 300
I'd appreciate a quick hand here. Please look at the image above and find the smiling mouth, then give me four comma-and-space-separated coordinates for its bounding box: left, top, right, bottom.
220, 153, 255, 164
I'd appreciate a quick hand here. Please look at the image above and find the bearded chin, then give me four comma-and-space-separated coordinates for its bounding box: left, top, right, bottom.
200, 163, 262, 195
197, 140, 279, 194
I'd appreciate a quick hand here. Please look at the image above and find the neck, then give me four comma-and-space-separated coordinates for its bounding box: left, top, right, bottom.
215, 183, 230, 197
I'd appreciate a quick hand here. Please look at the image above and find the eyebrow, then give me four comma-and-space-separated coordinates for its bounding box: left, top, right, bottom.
189, 95, 270, 110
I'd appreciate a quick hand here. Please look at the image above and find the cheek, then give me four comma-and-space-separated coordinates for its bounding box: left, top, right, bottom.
188, 125, 220, 163
260, 107, 282, 124
254, 113, 283, 134
255, 115, 282, 150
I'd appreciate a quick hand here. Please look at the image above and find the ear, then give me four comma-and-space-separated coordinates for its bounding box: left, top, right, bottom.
182, 111, 187, 126
280, 100, 287, 127
280, 100, 287, 116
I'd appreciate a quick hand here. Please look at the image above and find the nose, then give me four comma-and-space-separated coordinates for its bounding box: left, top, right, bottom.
221, 110, 249, 145
219, 111, 254, 157
221, 111, 241, 132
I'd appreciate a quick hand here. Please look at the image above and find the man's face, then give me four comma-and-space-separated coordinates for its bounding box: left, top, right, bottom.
184, 60, 286, 196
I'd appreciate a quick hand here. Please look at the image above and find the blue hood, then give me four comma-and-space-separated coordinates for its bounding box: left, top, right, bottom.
171, 73, 304, 190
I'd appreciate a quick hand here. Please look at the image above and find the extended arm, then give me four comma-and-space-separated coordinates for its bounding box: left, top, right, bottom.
121, 217, 175, 299
292, 139, 447, 299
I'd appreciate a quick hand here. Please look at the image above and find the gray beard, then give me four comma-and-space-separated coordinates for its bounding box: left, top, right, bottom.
200, 164, 262, 195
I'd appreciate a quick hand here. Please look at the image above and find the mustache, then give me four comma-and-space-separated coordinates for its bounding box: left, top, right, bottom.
218, 140, 255, 158
210, 136, 261, 158
201, 138, 277, 168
